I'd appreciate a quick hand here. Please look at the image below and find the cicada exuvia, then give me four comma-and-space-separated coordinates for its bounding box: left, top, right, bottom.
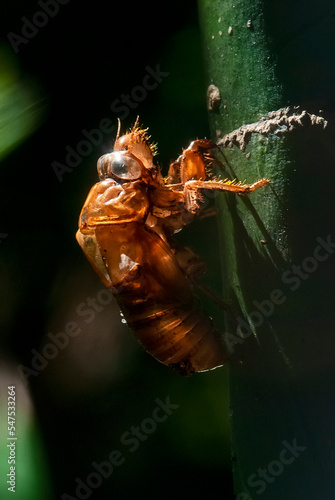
76, 118, 269, 375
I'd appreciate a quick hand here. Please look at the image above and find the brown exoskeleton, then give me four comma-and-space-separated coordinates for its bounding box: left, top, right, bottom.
76, 118, 269, 375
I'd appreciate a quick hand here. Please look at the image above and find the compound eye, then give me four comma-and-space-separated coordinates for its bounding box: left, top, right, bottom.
97, 152, 142, 181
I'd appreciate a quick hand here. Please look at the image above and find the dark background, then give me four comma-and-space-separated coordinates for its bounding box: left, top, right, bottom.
0, 2, 232, 499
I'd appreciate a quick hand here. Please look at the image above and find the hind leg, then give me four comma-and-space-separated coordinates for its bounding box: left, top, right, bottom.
170, 242, 231, 310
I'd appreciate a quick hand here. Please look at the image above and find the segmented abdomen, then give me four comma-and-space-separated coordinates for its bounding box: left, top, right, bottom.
95, 223, 227, 375
120, 294, 226, 375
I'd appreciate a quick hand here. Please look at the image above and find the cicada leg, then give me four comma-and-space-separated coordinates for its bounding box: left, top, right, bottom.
170, 243, 231, 310
167, 139, 218, 184
184, 178, 269, 214
186, 178, 269, 193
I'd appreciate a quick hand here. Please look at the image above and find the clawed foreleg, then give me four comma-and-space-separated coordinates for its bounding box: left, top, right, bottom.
183, 178, 269, 214
185, 177, 269, 194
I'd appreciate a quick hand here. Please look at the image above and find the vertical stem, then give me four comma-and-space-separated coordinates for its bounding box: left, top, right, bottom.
198, 1, 335, 498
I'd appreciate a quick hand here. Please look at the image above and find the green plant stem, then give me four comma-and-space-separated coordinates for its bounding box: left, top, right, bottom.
198, 1, 335, 498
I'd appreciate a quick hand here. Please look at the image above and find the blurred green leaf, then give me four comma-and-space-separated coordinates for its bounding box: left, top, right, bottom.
0, 46, 45, 160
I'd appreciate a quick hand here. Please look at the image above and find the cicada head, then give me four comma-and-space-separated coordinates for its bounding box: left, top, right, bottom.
98, 118, 163, 185
113, 117, 158, 172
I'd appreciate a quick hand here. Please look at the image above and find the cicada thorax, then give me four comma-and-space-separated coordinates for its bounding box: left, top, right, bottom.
94, 222, 227, 375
